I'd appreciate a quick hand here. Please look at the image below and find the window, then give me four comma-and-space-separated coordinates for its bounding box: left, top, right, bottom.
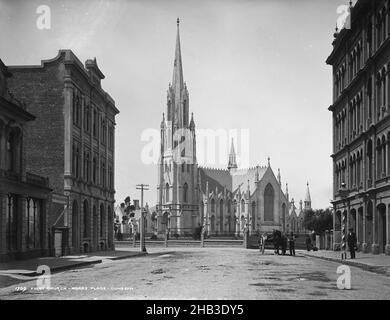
241, 199, 245, 213
84, 104, 91, 133
183, 183, 188, 203
73, 92, 81, 126
26, 198, 41, 249
93, 156, 97, 184
108, 165, 113, 189
219, 199, 224, 232
100, 204, 104, 238
6, 131, 16, 172
264, 183, 274, 221
165, 183, 170, 203
72, 141, 81, 178
101, 158, 106, 187
93, 109, 98, 137
211, 199, 215, 213
6, 194, 18, 251
101, 119, 106, 144
83, 200, 89, 238
84, 151, 90, 182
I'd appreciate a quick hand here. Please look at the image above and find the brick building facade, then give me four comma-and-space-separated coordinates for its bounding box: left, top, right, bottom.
7, 50, 119, 254
328, 0, 390, 255
0, 59, 51, 262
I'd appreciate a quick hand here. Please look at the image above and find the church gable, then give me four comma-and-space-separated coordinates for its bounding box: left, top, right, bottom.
231, 166, 266, 194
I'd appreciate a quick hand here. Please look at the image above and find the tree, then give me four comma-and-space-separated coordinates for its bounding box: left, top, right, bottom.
303, 208, 333, 235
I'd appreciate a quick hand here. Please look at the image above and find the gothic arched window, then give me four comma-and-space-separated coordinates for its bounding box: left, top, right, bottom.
211, 199, 215, 213
264, 183, 274, 221
241, 199, 245, 213
165, 183, 170, 203
183, 183, 188, 203
219, 199, 224, 232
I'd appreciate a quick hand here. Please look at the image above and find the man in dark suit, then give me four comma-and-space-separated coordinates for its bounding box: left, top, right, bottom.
347, 228, 357, 259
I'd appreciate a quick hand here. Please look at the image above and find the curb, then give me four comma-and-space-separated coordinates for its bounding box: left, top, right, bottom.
16, 259, 103, 277
303, 253, 390, 276
109, 252, 148, 261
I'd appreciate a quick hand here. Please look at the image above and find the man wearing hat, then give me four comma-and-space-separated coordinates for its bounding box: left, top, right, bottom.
347, 227, 357, 259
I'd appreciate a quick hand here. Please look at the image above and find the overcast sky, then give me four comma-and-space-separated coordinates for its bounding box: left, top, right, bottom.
0, 0, 351, 209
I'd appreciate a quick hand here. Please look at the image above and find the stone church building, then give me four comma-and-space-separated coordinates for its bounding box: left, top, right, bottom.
155, 19, 301, 237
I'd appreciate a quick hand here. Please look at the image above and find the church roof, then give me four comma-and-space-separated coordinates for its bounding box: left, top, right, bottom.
198, 165, 268, 196
199, 167, 232, 193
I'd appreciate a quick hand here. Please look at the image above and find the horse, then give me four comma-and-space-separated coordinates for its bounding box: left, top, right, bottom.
271, 229, 282, 255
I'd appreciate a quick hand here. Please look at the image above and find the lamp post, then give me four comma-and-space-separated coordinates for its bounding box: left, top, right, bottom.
136, 184, 149, 253
339, 182, 348, 260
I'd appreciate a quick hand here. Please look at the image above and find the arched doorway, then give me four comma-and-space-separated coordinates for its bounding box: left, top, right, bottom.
358, 207, 363, 245
366, 200, 373, 247
72, 200, 78, 252
350, 209, 357, 232
377, 204, 386, 253
83, 200, 89, 238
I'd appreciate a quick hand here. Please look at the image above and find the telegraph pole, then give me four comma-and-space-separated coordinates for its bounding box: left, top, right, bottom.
136, 184, 149, 253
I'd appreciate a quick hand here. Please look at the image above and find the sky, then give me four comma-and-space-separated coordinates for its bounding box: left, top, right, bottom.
0, 0, 351, 209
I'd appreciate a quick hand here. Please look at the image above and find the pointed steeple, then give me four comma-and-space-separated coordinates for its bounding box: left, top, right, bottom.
304, 181, 311, 210
227, 138, 238, 172
190, 112, 195, 130
161, 112, 165, 129
172, 17, 184, 98
285, 183, 289, 202
277, 168, 281, 185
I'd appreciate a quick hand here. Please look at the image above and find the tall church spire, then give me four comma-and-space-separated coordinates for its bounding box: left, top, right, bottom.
172, 17, 184, 97
227, 138, 238, 173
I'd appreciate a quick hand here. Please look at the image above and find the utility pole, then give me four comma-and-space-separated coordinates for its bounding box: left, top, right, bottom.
136, 184, 149, 253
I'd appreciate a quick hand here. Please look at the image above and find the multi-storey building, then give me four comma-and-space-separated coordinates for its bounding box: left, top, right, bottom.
0, 59, 51, 261
328, 0, 390, 254
7, 51, 119, 254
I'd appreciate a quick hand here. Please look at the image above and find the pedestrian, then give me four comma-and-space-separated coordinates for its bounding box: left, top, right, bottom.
262, 233, 267, 254
347, 227, 357, 259
281, 233, 287, 255
288, 232, 296, 256
259, 233, 266, 255
305, 234, 312, 251
258, 233, 264, 253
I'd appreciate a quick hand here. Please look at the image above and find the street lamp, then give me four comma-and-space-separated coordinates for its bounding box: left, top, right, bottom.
136, 184, 149, 253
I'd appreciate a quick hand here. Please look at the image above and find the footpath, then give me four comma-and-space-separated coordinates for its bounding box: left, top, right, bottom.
0, 249, 147, 285
302, 250, 390, 276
